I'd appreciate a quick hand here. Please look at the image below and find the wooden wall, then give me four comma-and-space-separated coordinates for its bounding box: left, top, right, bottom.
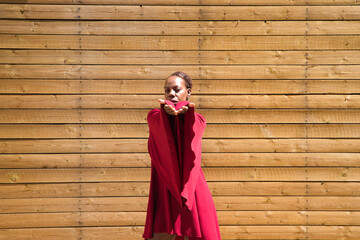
1, 1, 360, 239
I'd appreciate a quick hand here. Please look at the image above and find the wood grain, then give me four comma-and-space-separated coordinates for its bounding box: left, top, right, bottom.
1, 5, 360, 20
0, 167, 359, 183
1, 182, 359, 198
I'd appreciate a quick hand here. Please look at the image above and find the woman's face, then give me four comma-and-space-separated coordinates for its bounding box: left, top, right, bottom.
164, 76, 190, 105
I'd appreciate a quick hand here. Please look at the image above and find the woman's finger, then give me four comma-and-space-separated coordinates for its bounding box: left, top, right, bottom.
164, 104, 177, 115
158, 99, 166, 104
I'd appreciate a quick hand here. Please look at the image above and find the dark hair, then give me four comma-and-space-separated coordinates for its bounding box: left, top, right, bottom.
169, 71, 192, 89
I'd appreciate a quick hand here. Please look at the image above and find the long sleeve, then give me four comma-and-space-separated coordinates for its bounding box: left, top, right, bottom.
147, 106, 183, 206
147, 101, 206, 210
144, 100, 220, 240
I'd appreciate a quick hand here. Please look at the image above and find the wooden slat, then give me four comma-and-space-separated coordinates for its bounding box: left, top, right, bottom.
307, 80, 360, 94
308, 65, 360, 79
0, 50, 308, 65
1, 109, 360, 124
1, 64, 360, 80
2, 50, 360, 65
1, 152, 359, 168
2, 20, 360, 36
307, 50, 360, 65
0, 79, 308, 94
1, 211, 360, 228
1, 0, 360, 5
1, 139, 360, 153
2, 226, 360, 240
1, 197, 360, 213
5, 35, 359, 51
0, 5, 307, 20
2, 123, 360, 139
1, 182, 359, 199
3, 50, 360, 65
308, 21, 360, 35
0, 35, 310, 50
1, 5, 360, 20
0, 167, 359, 183
0, 65, 307, 79
2, 94, 360, 109
0, 20, 308, 35
1, 79, 360, 94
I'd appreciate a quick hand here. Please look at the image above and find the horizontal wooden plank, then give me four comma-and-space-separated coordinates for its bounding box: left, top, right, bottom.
0, 79, 307, 94
0, 65, 308, 79
1, 109, 359, 124
1, 79, 360, 94
1, 139, 360, 154
307, 50, 360, 65
308, 65, 360, 79
0, 20, 307, 36
1, 152, 359, 168
0, 5, 307, 20
0, 50, 308, 65
1, 211, 360, 228
1, 94, 360, 109
2, 226, 360, 240
2, 20, 360, 36
1, 182, 359, 198
1, 64, 360, 79
0, 35, 313, 50
0, 167, 359, 183
1, 5, 360, 20
1, 0, 359, 5
308, 21, 360, 35
1, 197, 360, 213
3, 50, 360, 65
3, 35, 360, 51
1, 123, 360, 140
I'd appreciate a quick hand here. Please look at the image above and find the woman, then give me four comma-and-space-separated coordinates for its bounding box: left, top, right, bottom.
143, 72, 221, 240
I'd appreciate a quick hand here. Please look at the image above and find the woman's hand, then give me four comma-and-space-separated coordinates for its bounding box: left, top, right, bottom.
158, 99, 195, 116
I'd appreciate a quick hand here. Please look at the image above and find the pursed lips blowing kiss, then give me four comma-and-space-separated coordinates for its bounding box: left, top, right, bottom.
170, 99, 178, 105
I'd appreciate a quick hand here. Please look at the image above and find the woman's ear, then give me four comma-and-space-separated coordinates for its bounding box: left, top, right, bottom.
186, 88, 191, 100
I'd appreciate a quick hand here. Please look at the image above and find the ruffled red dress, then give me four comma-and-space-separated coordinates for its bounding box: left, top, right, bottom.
143, 101, 221, 240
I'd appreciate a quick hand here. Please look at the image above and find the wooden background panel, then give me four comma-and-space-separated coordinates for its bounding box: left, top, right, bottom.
0, 50, 309, 65
2, 123, 360, 139
1, 211, 360, 228
0, 65, 306, 79
0, 167, 359, 183
1, 0, 360, 5
1, 152, 360, 168
2, 20, 360, 36
1, 197, 360, 213
1, 109, 360, 123
1, 1, 359, 240
2, 50, 360, 65
1, 35, 359, 51
3, 50, 360, 65
1, 226, 360, 240
1, 5, 360, 20
1, 64, 360, 79
1, 94, 360, 109
1, 138, 360, 153
1, 79, 360, 94
1, 182, 360, 198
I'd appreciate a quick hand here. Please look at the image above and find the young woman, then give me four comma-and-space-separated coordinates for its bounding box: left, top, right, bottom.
143, 72, 221, 240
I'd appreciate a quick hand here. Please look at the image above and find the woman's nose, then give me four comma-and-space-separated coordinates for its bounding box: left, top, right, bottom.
169, 89, 175, 97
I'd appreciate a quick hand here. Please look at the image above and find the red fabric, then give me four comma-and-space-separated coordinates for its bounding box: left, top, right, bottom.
143, 101, 221, 240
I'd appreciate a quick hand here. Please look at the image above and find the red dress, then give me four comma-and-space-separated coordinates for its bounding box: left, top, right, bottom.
143, 101, 221, 240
